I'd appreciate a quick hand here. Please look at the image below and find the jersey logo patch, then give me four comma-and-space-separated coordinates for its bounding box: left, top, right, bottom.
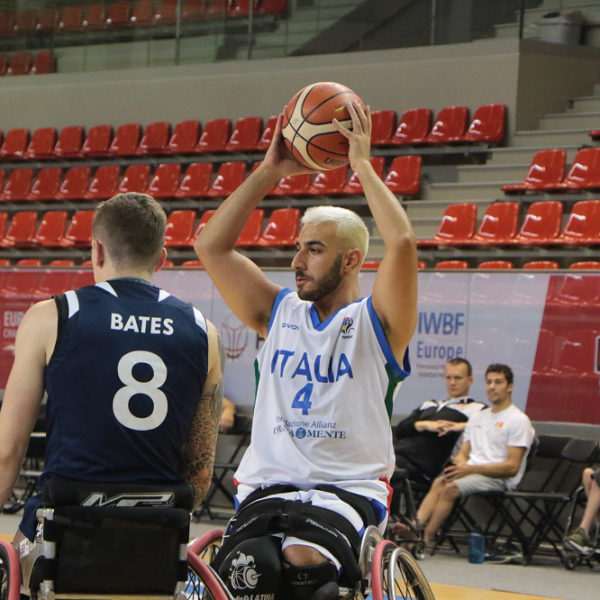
340, 317, 354, 338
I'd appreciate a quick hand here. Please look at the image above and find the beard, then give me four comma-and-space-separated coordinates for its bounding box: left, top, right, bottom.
296, 253, 343, 301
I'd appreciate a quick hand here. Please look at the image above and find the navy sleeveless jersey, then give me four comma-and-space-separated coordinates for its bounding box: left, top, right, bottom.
43, 278, 209, 485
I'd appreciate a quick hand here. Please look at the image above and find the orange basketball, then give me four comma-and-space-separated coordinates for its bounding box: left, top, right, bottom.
281, 81, 366, 171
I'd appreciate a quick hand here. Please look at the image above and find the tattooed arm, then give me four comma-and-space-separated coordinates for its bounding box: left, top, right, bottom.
183, 320, 225, 508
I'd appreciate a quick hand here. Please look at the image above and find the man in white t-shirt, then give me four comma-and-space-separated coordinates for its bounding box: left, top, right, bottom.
415, 363, 535, 546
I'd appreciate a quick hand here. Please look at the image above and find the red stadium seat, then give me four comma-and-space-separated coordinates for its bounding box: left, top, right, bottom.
60, 210, 94, 247
236, 209, 264, 246
16, 259, 42, 266
181, 260, 203, 267
0, 128, 29, 160
207, 161, 247, 196
469, 202, 519, 245
49, 259, 75, 267
85, 3, 107, 29
0, 211, 7, 239
343, 157, 385, 195
205, 0, 227, 19
55, 166, 92, 201
106, 1, 132, 27
193, 210, 215, 238
57, 5, 84, 32
370, 110, 396, 146
31, 50, 57, 75
362, 260, 380, 270
390, 108, 432, 145
148, 163, 182, 198
81, 125, 114, 157
33, 210, 68, 247
419, 203, 477, 246
14, 9, 37, 34
225, 116, 263, 152
0, 11, 15, 38
569, 261, 600, 270
0, 54, 8, 76
0, 168, 33, 202
7, 52, 33, 76
196, 118, 231, 153
137, 121, 171, 155
117, 164, 151, 194
257, 208, 300, 247
0, 211, 37, 247
555, 200, 600, 244
0, 170, 4, 193
167, 120, 201, 154
85, 165, 120, 200
478, 260, 514, 269
229, 0, 252, 17
26, 168, 63, 202
109, 123, 142, 156
257, 0, 288, 15
307, 166, 348, 195
25, 127, 57, 159
162, 260, 175, 268
554, 148, 600, 190
550, 273, 600, 307
501, 149, 566, 193
37, 8, 58, 33
131, 0, 155, 25
461, 104, 506, 144
0, 259, 9, 267
435, 260, 469, 269
424, 106, 469, 144
256, 116, 278, 150
54, 126, 84, 158
175, 162, 214, 198
164, 210, 197, 247
522, 261, 559, 270
383, 155, 422, 196
270, 173, 313, 196
153, 0, 178, 25
511, 200, 563, 245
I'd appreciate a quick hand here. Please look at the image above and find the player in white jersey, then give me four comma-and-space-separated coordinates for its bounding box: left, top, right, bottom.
195, 100, 417, 600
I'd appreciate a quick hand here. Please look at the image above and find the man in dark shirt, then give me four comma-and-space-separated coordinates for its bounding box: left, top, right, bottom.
392, 358, 485, 486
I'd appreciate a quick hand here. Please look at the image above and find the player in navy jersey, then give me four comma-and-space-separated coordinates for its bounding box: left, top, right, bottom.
195, 101, 417, 600
0, 193, 224, 587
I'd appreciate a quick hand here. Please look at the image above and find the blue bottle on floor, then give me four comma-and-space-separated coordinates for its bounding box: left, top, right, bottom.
468, 529, 485, 564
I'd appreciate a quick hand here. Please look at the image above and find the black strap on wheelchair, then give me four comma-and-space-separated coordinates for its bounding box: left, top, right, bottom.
213, 484, 379, 584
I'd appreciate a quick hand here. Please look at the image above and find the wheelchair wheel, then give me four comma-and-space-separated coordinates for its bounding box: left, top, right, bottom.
0, 541, 21, 600
187, 552, 233, 600
189, 529, 225, 565
370, 540, 435, 600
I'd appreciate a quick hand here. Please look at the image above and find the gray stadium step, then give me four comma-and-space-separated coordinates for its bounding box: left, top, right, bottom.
457, 164, 530, 184
568, 95, 600, 113
423, 181, 505, 202
538, 110, 600, 131
486, 145, 581, 166
509, 128, 590, 147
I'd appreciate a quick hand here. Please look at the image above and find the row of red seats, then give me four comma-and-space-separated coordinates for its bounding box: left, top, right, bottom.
431, 260, 600, 270
0, 207, 300, 249
0, 104, 505, 162
0, 50, 56, 76
0, 1, 287, 37
0, 156, 423, 202
421, 200, 600, 246
502, 148, 600, 193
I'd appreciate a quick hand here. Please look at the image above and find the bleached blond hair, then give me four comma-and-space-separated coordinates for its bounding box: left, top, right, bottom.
301, 205, 369, 260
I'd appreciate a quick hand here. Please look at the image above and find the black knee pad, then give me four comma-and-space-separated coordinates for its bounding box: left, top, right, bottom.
217, 536, 286, 600
283, 561, 339, 600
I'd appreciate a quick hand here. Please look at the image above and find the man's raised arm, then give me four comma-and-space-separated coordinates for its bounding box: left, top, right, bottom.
194, 116, 313, 337
334, 103, 418, 363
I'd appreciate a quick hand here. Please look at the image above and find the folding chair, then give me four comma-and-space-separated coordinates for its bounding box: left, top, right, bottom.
192, 414, 252, 521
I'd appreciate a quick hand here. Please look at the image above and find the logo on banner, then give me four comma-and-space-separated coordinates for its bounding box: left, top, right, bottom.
221, 314, 248, 360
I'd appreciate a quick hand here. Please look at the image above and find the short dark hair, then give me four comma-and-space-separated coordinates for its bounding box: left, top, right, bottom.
447, 357, 472, 377
485, 363, 513, 385
93, 193, 167, 269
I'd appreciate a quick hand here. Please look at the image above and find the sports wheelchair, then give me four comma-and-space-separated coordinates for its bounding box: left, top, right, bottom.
188, 524, 436, 600
0, 477, 231, 600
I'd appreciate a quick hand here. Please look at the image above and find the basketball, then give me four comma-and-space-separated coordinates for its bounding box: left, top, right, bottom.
281, 81, 366, 171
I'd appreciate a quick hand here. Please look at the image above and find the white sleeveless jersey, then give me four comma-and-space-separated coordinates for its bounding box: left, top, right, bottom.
234, 289, 410, 508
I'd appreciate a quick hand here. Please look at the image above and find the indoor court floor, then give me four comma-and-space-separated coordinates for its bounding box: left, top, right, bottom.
0, 512, 595, 600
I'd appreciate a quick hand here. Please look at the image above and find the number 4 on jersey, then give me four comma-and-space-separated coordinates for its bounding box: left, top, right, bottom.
292, 382, 313, 415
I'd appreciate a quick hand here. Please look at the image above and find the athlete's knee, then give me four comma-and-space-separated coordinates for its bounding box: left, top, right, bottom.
217, 536, 286, 600
441, 482, 461, 501
283, 560, 339, 600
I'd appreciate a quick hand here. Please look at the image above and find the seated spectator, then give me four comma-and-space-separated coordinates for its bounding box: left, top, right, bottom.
392, 357, 485, 487
564, 467, 600, 554
413, 363, 535, 547
219, 396, 236, 433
